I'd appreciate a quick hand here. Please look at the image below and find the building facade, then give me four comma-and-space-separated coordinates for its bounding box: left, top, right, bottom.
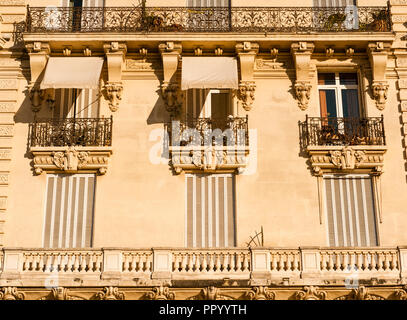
0, 0, 406, 300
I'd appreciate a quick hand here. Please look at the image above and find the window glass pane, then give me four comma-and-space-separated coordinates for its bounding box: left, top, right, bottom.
341, 89, 360, 118
340, 73, 358, 85
319, 89, 337, 118
318, 73, 336, 85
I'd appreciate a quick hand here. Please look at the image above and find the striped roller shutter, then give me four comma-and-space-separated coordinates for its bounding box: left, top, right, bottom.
313, 0, 356, 6
187, 0, 230, 7
53, 88, 100, 119
186, 174, 236, 248
324, 174, 378, 247
61, 0, 105, 7
43, 174, 96, 248
186, 89, 209, 120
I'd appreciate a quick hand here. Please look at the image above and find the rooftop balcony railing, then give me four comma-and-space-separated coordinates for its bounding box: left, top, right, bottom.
30, 117, 113, 148
1, 247, 405, 286
25, 6, 391, 33
300, 116, 386, 148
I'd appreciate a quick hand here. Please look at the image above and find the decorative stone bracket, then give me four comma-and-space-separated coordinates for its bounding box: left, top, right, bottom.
25, 42, 51, 113
31, 146, 113, 175
236, 42, 259, 111
368, 42, 391, 110
170, 146, 249, 174
291, 42, 315, 111
307, 145, 387, 224
104, 42, 127, 112
159, 42, 182, 118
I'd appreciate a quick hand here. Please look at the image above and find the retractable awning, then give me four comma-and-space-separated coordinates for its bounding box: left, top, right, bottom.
181, 57, 239, 91
40, 57, 104, 90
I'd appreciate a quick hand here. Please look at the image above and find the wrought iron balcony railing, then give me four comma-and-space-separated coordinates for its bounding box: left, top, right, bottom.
25, 6, 391, 33
300, 116, 386, 148
30, 117, 113, 148
167, 116, 249, 147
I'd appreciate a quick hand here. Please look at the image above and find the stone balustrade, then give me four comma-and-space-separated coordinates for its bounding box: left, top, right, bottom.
0, 247, 406, 287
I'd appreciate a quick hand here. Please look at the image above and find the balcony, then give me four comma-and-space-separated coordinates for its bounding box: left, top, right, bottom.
299, 116, 387, 174
29, 117, 113, 175
25, 6, 391, 34
1, 247, 405, 291
166, 116, 250, 173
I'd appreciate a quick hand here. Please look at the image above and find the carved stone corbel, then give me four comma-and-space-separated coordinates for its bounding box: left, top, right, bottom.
40, 287, 84, 300
95, 287, 125, 300
104, 42, 127, 112
146, 286, 175, 300
291, 42, 315, 110
159, 42, 182, 117
104, 82, 123, 112
161, 83, 183, 117
26, 42, 50, 113
367, 42, 391, 110
187, 287, 234, 300
236, 42, 259, 111
295, 286, 327, 300
246, 287, 276, 300
0, 287, 25, 300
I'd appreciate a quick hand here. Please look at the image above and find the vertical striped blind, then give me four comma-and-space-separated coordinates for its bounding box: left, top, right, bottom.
43, 174, 96, 248
53, 88, 100, 119
313, 0, 356, 6
187, 0, 229, 7
324, 175, 378, 247
62, 0, 105, 7
186, 174, 236, 248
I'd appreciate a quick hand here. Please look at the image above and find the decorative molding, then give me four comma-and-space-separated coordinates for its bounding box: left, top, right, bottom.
0, 125, 13, 137
291, 42, 315, 110
0, 287, 25, 300
0, 149, 12, 160
308, 146, 386, 176
246, 286, 276, 300
40, 287, 84, 300
394, 287, 407, 300
126, 58, 160, 71
0, 0, 25, 5
187, 287, 234, 300
95, 287, 125, 300
146, 286, 175, 300
162, 83, 183, 118
0, 79, 17, 90
31, 146, 113, 175
0, 15, 25, 24
335, 286, 385, 300
238, 81, 256, 111
255, 58, 285, 71
367, 42, 391, 110
170, 146, 249, 174
104, 82, 123, 112
295, 286, 327, 300
0, 102, 16, 113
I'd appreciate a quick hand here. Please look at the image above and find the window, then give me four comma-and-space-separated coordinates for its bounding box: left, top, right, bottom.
43, 174, 96, 248
313, 0, 356, 6
318, 72, 361, 119
323, 174, 379, 247
187, 0, 230, 7
186, 174, 236, 248
53, 88, 100, 119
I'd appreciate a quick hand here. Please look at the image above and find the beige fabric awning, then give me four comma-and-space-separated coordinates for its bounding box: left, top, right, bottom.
40, 57, 104, 90
181, 57, 239, 90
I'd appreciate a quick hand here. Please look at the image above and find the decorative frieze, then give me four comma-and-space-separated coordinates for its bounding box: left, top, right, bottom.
0, 102, 16, 113
295, 286, 327, 300
95, 287, 125, 300
0, 0, 25, 5
40, 288, 84, 301
126, 58, 160, 71
0, 287, 25, 300
0, 125, 13, 137
0, 79, 17, 90
187, 287, 234, 300
147, 286, 175, 300
31, 146, 113, 175
246, 287, 276, 300
170, 146, 249, 174
335, 286, 385, 300
0, 15, 25, 24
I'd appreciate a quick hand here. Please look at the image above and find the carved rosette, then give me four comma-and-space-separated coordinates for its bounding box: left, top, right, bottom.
146, 286, 175, 300
295, 81, 312, 111
295, 286, 327, 300
162, 83, 183, 118
335, 286, 385, 300
246, 286, 276, 300
171, 147, 249, 174
95, 287, 125, 300
104, 82, 123, 112
40, 287, 84, 300
0, 287, 25, 300
31, 146, 112, 175
372, 81, 389, 111
238, 82, 256, 111
187, 287, 234, 300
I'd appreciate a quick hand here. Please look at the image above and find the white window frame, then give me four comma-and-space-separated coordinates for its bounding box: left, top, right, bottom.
317, 72, 361, 118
